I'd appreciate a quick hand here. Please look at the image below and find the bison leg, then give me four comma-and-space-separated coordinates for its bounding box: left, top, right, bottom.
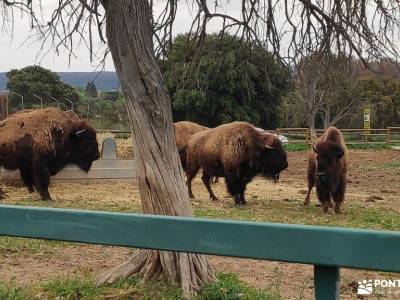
304, 173, 315, 206
239, 192, 247, 205
33, 162, 51, 201
233, 195, 241, 205
20, 167, 34, 193
332, 177, 346, 214
185, 149, 202, 199
187, 177, 195, 199
225, 174, 243, 205
201, 173, 219, 201
237, 170, 253, 206
316, 185, 331, 214
0, 187, 4, 200
178, 148, 187, 173
186, 164, 200, 200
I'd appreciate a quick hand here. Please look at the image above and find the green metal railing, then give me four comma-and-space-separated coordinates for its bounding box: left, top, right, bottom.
0, 204, 399, 299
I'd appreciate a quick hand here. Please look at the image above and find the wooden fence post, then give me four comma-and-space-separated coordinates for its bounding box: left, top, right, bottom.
387, 127, 391, 144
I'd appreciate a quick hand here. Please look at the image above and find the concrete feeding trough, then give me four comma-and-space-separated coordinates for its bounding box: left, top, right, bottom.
0, 137, 137, 184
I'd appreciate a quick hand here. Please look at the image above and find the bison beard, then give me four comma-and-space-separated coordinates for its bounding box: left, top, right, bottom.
304, 126, 348, 214
186, 122, 288, 205
0, 108, 100, 200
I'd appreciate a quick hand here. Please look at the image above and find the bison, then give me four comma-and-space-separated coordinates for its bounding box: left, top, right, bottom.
173, 121, 219, 184
186, 122, 288, 205
0, 108, 100, 200
304, 126, 348, 214
173, 121, 209, 171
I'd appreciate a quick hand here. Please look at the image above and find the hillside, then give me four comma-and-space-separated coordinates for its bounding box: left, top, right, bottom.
0, 71, 119, 91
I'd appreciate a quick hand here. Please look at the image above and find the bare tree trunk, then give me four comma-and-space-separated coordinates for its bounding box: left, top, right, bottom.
96, 1, 215, 298
307, 111, 317, 142
323, 105, 331, 129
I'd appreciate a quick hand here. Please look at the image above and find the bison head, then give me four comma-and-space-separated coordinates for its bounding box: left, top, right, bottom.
68, 120, 100, 172
313, 141, 344, 186
258, 134, 288, 181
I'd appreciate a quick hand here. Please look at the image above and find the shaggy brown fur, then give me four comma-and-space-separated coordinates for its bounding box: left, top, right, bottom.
0, 108, 100, 200
186, 122, 288, 205
173, 121, 209, 171
304, 127, 348, 214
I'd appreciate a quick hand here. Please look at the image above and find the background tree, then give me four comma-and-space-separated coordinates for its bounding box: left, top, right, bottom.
162, 34, 289, 128
318, 56, 360, 129
2, 0, 400, 298
279, 58, 400, 131
291, 55, 326, 139
350, 77, 400, 128
7, 66, 79, 112
85, 81, 98, 98
100, 91, 120, 102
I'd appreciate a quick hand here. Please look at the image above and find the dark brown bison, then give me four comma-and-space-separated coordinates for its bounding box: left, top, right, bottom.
0, 108, 100, 200
186, 122, 288, 205
304, 126, 348, 214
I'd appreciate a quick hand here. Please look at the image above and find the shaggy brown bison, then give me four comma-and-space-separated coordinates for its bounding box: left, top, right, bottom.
0, 108, 100, 200
173, 121, 209, 171
304, 126, 348, 214
186, 122, 288, 205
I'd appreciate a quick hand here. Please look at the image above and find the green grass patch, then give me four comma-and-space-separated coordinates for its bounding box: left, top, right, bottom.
346, 143, 390, 150
283, 143, 309, 152
0, 237, 60, 255
42, 277, 105, 299
194, 199, 400, 231
1, 272, 280, 300
0, 283, 31, 300
283, 142, 395, 152
359, 160, 400, 172
196, 273, 281, 300
3, 198, 142, 214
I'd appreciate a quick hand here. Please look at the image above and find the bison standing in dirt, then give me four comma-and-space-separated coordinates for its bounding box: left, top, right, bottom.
186, 122, 288, 205
304, 126, 348, 214
0, 108, 100, 200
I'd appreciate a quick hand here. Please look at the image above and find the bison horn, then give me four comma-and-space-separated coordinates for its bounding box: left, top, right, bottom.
312, 144, 318, 153
265, 145, 275, 149
75, 129, 87, 136
336, 145, 345, 158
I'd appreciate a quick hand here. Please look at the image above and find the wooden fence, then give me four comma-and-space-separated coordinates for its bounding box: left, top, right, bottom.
0, 204, 399, 299
99, 127, 400, 145
275, 127, 400, 144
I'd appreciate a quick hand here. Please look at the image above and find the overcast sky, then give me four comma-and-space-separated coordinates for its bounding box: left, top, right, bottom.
0, 1, 242, 73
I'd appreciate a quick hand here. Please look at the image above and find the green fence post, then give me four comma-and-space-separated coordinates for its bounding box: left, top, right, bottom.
314, 265, 340, 300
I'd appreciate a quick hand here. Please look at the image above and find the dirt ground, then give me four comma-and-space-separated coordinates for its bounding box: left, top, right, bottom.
0, 149, 400, 299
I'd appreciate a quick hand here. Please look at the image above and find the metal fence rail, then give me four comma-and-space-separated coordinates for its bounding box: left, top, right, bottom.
0, 204, 399, 299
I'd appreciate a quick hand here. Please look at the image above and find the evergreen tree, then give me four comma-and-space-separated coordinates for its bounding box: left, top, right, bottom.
85, 81, 98, 97
162, 34, 289, 129
6, 65, 79, 111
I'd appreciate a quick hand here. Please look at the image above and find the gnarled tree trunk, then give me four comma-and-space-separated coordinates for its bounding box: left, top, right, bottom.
96, 0, 215, 298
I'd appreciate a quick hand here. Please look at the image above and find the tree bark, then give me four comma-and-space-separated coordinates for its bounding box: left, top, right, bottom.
96, 1, 215, 298
323, 105, 331, 129
307, 111, 317, 142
